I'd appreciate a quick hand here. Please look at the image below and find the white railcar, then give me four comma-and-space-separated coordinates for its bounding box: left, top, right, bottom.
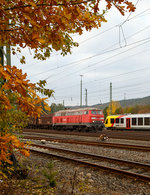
105, 114, 150, 130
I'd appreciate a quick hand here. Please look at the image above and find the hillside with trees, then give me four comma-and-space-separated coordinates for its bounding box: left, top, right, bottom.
94, 96, 150, 119
94, 96, 150, 111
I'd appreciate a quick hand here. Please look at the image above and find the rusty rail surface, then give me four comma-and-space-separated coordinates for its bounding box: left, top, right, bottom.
23, 128, 150, 141
29, 144, 150, 182
22, 135, 150, 152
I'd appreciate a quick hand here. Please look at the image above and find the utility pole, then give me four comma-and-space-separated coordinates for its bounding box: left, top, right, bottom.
0, 46, 4, 66
80, 75, 83, 107
110, 82, 112, 115
6, 45, 11, 65
0, 45, 11, 66
85, 88, 87, 107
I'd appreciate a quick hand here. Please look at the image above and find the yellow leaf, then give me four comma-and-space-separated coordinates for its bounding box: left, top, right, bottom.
37, 38, 46, 44
21, 149, 30, 157
29, 2, 37, 7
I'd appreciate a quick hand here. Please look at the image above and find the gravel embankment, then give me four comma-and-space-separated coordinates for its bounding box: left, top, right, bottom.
19, 134, 150, 195
28, 151, 150, 195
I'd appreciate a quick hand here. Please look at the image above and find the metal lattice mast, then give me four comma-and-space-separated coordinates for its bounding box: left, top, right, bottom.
85, 88, 87, 107
110, 82, 112, 115
80, 75, 83, 107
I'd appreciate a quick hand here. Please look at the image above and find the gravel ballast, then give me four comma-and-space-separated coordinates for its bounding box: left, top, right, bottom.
18, 133, 150, 195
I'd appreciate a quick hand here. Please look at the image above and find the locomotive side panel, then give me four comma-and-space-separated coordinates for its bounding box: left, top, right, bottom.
53, 108, 105, 131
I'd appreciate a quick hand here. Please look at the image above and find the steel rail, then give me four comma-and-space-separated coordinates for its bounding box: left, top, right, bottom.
23, 135, 150, 152
31, 143, 150, 168
29, 146, 150, 182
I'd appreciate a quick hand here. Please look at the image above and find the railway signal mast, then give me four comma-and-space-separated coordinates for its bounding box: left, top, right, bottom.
85, 88, 88, 107
110, 82, 112, 115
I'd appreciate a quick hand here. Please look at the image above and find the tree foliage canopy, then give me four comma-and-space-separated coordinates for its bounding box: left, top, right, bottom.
0, 0, 135, 61
0, 64, 52, 132
117, 105, 150, 115
107, 100, 121, 115
50, 103, 65, 113
0, 65, 53, 167
0, 0, 135, 168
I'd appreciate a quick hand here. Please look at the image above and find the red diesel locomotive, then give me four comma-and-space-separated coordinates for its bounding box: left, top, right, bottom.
52, 107, 105, 131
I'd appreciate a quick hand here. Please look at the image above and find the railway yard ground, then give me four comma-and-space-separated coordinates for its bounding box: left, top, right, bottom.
1, 129, 150, 195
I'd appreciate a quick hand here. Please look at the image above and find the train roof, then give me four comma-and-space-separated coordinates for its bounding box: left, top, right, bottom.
107, 113, 150, 118
124, 113, 150, 117
55, 107, 102, 113
106, 115, 123, 118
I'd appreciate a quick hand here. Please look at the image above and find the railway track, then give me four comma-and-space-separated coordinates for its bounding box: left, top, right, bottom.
22, 135, 150, 152
30, 143, 150, 182
23, 128, 150, 141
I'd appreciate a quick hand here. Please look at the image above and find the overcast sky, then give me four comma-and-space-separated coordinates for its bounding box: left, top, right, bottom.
12, 0, 150, 107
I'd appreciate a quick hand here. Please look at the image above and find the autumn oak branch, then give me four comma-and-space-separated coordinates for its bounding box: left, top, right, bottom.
4, 0, 96, 10
0, 0, 135, 168
0, 0, 135, 60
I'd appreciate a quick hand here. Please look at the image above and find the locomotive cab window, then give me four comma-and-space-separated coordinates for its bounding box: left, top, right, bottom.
97, 111, 102, 114
105, 119, 108, 124
84, 111, 88, 114
111, 118, 114, 124
91, 111, 97, 115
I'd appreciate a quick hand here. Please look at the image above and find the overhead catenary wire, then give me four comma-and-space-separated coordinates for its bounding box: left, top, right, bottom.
48, 45, 150, 93
52, 73, 150, 99
45, 35, 150, 85
87, 79, 150, 96
32, 25, 150, 81
120, 0, 140, 26
20, 8, 150, 73
28, 7, 150, 79
51, 68, 150, 104
24, 2, 150, 105
78, 7, 150, 45
47, 40, 150, 104
49, 38, 150, 89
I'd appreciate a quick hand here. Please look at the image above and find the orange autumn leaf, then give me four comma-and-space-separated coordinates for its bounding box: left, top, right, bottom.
20, 149, 30, 157
0, 0, 135, 60
32, 32, 39, 40
0, 134, 30, 165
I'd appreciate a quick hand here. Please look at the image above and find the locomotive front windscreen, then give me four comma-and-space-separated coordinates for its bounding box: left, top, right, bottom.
91, 110, 102, 115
